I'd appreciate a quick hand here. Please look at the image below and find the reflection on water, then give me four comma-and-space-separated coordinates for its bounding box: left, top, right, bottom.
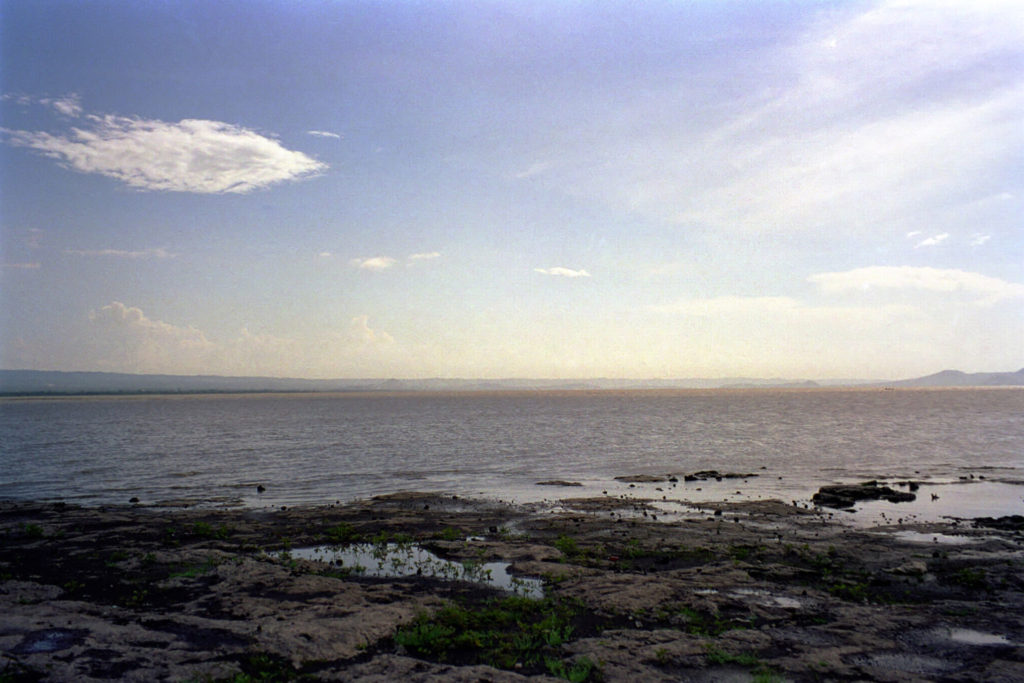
1, 389, 1022, 512
852, 481, 1024, 526
290, 542, 544, 599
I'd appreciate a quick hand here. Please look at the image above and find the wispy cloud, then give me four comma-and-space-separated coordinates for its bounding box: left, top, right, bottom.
914, 233, 949, 248
501, 2, 1022, 241
535, 267, 591, 278
4, 112, 326, 193
307, 130, 342, 139
3, 92, 82, 117
407, 251, 441, 263
808, 266, 1024, 305
350, 256, 397, 271
1, 262, 41, 270
515, 161, 553, 179
65, 247, 174, 259
970, 233, 991, 247
48, 94, 83, 117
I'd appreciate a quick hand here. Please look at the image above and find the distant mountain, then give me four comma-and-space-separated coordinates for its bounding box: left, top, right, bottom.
888, 368, 1024, 387
1, 368, 1019, 395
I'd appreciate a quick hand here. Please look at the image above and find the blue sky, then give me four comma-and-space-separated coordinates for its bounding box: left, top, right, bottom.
1, 0, 1021, 379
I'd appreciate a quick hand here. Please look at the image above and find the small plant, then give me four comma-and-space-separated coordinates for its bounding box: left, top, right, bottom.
951, 567, 987, 590
324, 522, 361, 544
22, 523, 45, 538
436, 526, 463, 541
170, 556, 220, 578
554, 534, 584, 560
124, 587, 149, 607
704, 643, 761, 667
105, 550, 130, 567
234, 652, 300, 682
545, 656, 598, 682
192, 521, 232, 540
393, 595, 597, 679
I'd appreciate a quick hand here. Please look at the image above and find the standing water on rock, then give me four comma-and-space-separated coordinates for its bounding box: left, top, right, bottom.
1, 389, 1022, 515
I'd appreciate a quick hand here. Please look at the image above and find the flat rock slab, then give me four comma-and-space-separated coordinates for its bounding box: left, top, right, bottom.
2, 495, 1023, 681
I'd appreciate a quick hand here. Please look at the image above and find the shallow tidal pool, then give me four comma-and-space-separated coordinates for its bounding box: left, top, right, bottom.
290, 542, 545, 599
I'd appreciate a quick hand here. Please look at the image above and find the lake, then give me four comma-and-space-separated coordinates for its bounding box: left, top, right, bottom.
2, 388, 1022, 520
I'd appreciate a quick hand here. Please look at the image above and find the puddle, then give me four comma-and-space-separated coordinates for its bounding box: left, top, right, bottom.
941, 628, 1012, 646
852, 653, 957, 675
851, 481, 1024, 527
291, 543, 544, 598
12, 629, 87, 654
728, 588, 803, 609
885, 531, 982, 545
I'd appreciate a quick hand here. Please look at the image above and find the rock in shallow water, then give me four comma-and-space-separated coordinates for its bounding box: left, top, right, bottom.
812, 482, 916, 508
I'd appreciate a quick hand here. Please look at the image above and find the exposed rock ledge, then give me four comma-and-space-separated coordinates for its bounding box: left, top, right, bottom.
2, 493, 1023, 682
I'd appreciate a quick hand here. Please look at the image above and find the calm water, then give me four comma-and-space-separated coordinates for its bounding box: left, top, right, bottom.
1, 389, 1022, 515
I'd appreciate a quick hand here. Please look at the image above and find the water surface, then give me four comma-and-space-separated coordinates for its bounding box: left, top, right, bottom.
1, 389, 1021, 516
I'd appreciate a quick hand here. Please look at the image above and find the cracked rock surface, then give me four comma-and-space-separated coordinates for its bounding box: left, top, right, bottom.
2, 493, 1023, 681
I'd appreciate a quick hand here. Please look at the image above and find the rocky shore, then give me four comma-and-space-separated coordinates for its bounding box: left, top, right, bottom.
2, 491, 1023, 682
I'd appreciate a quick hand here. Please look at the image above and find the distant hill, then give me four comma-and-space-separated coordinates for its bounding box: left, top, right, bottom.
0, 368, 1020, 396
888, 368, 1024, 387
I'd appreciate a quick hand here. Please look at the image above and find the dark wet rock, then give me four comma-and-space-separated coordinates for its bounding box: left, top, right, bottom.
812, 482, 917, 508
683, 470, 759, 482
536, 480, 583, 487
973, 514, 1024, 531
614, 474, 669, 483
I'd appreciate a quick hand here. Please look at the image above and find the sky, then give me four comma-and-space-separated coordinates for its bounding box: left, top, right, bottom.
1, 0, 1022, 380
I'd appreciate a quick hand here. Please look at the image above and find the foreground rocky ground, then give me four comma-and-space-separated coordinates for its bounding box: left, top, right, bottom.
1, 491, 1023, 682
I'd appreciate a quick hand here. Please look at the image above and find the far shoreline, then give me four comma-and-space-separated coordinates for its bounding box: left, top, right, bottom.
4, 384, 1024, 402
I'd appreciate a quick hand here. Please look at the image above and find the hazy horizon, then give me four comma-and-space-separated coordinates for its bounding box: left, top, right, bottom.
2, 1, 1022, 381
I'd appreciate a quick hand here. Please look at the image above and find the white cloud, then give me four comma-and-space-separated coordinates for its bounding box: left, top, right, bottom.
1, 262, 40, 270
905, 231, 922, 239
88, 302, 214, 372
5, 114, 326, 193
535, 267, 591, 278
318, 251, 333, 258
407, 251, 441, 264
48, 94, 83, 117
350, 256, 397, 271
344, 314, 395, 347
808, 266, 1024, 305
515, 161, 553, 179
970, 233, 991, 246
408, 251, 440, 261
915, 233, 948, 248
86, 302, 396, 375
307, 130, 342, 139
65, 247, 174, 259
